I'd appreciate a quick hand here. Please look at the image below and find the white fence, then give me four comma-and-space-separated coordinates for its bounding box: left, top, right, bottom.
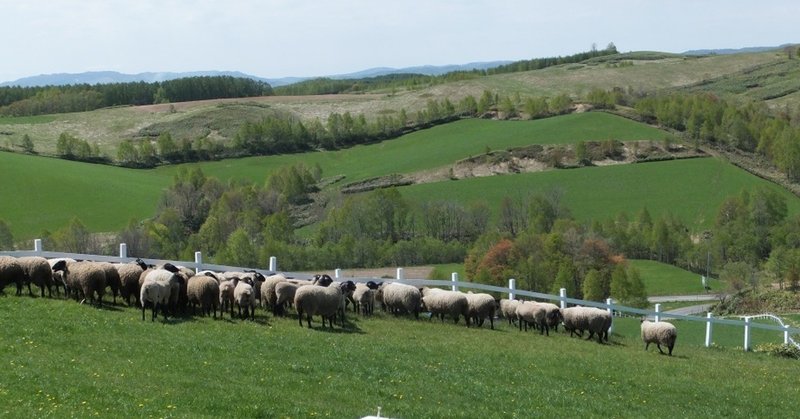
2, 240, 799, 352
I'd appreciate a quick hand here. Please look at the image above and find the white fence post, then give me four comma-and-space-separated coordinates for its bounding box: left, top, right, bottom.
508, 278, 515, 300
269, 256, 277, 272
397, 268, 405, 281
335, 268, 341, 279
194, 251, 203, 273
705, 313, 713, 347
34, 239, 42, 253
654, 303, 661, 322
452, 273, 459, 292
606, 298, 614, 334
119, 243, 128, 259
559, 288, 567, 309
784, 324, 790, 345
744, 317, 751, 351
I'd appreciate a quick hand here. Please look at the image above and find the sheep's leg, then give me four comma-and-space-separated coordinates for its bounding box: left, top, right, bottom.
667, 344, 674, 356
656, 344, 664, 354
586, 331, 594, 341
489, 317, 494, 330
645, 342, 650, 351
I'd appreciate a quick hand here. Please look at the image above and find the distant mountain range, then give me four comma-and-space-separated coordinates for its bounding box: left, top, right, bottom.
682, 44, 793, 56
0, 61, 512, 88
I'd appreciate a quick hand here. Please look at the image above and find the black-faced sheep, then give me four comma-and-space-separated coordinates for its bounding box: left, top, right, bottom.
52, 260, 106, 306
0, 256, 25, 296
233, 277, 257, 320
641, 320, 677, 355
561, 307, 611, 343
97, 262, 122, 305
274, 281, 302, 316
352, 281, 380, 316
466, 291, 497, 329
294, 282, 344, 328
114, 258, 148, 306
140, 268, 176, 321
261, 273, 288, 315
17, 256, 55, 298
187, 274, 220, 318
420, 287, 469, 326
377, 282, 421, 319
499, 298, 521, 326
516, 301, 550, 335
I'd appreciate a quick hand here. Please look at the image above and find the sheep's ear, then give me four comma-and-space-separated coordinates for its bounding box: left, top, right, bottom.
206, 272, 218, 280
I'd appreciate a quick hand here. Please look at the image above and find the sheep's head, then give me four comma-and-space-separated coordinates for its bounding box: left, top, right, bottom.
366, 281, 379, 290
162, 263, 180, 273
134, 258, 148, 270
51, 259, 68, 273
313, 274, 334, 287
340, 280, 356, 293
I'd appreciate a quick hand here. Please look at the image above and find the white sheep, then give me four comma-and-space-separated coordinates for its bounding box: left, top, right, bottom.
219, 278, 236, 318
261, 273, 287, 312
420, 287, 469, 326
97, 262, 122, 305
140, 269, 176, 321
516, 301, 550, 335
539, 302, 562, 332
294, 283, 344, 328
561, 307, 611, 343
641, 320, 677, 356
52, 260, 106, 306
187, 274, 220, 318
114, 258, 148, 306
378, 282, 421, 319
465, 291, 497, 329
352, 281, 380, 316
0, 256, 25, 296
233, 277, 257, 320
499, 298, 521, 326
274, 281, 301, 316
17, 256, 55, 298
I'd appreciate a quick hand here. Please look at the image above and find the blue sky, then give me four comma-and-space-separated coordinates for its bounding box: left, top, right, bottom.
1, 0, 797, 83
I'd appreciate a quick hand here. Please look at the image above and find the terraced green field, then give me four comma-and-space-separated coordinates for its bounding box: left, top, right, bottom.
398, 157, 800, 230
630, 259, 723, 296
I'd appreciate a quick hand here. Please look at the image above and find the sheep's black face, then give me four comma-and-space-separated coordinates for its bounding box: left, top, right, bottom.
162, 263, 179, 273
51, 259, 68, 273
135, 258, 147, 270
366, 281, 378, 290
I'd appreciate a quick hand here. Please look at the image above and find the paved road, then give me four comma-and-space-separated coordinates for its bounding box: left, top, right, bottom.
654, 303, 715, 320
648, 294, 723, 303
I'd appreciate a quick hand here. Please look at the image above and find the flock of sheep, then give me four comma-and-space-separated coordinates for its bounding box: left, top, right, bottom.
0, 255, 677, 355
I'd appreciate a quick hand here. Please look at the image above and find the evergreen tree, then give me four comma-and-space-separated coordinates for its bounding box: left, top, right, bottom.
582, 269, 605, 301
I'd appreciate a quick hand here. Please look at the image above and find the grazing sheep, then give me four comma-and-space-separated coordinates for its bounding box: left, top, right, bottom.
0, 256, 25, 296
499, 299, 521, 325
187, 274, 220, 318
561, 307, 611, 343
333, 281, 356, 325
114, 258, 148, 306
233, 277, 257, 320
539, 302, 562, 332
17, 256, 54, 298
294, 282, 344, 328
465, 291, 497, 329
48, 257, 76, 298
516, 301, 551, 335
52, 260, 106, 306
219, 279, 236, 318
352, 281, 380, 316
262, 273, 288, 315
641, 320, 677, 356
379, 283, 421, 319
420, 287, 469, 326
97, 262, 122, 305
274, 281, 302, 316
140, 269, 177, 321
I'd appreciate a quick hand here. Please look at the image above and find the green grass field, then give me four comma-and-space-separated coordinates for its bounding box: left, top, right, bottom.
1, 296, 796, 418
0, 151, 171, 242
630, 259, 723, 296
398, 157, 800, 230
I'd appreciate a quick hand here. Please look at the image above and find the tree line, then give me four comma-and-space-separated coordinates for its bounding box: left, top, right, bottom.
0, 76, 273, 117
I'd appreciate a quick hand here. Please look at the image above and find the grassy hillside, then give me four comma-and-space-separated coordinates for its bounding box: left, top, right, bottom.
3, 112, 800, 241
0, 49, 791, 157
398, 158, 800, 230
630, 259, 723, 296
157, 112, 669, 185
0, 151, 171, 241
1, 296, 797, 418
